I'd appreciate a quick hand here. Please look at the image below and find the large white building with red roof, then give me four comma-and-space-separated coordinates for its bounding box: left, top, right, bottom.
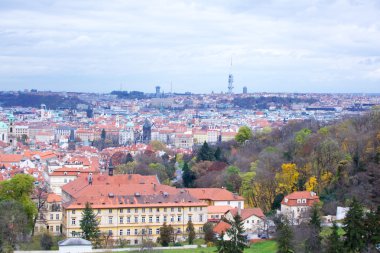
280, 191, 320, 225
186, 188, 244, 209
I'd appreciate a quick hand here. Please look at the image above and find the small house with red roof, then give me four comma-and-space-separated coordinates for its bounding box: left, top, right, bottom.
280, 191, 319, 225
225, 207, 266, 232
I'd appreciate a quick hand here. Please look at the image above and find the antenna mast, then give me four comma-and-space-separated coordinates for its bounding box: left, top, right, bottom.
228, 57, 234, 94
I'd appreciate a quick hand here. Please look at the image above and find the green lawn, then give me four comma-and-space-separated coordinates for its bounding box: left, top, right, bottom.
127, 240, 277, 253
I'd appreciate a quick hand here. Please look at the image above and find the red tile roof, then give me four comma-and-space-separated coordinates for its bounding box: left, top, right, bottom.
213, 221, 231, 235
186, 188, 244, 201
281, 191, 319, 207
228, 207, 265, 220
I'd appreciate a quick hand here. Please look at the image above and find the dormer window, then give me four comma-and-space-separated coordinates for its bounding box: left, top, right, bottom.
284, 198, 288, 203
302, 199, 307, 204
297, 199, 301, 204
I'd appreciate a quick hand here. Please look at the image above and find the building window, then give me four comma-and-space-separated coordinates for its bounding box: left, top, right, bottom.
156, 208, 160, 212
127, 208, 131, 213
142, 216, 146, 223
134, 216, 138, 223
142, 229, 146, 235
164, 216, 167, 222
149, 216, 153, 223
142, 208, 145, 213
171, 208, 174, 212
109, 209, 112, 214
109, 217, 113, 224
177, 215, 182, 222
199, 214, 203, 222
72, 210, 76, 214
108, 230, 113, 236
156, 228, 160, 234
127, 217, 130, 223
149, 208, 152, 213
50, 214, 53, 220
156, 216, 160, 223
127, 229, 130, 235
178, 207, 182, 212
149, 228, 152, 235
134, 208, 138, 213
170, 216, 174, 222
189, 207, 192, 212
164, 208, 167, 212
200, 207, 203, 211
120, 229, 123, 236
56, 226, 60, 232
134, 240, 138, 245
98, 209, 101, 214
177, 228, 181, 234
120, 217, 124, 224
71, 218, 76, 225
194, 207, 197, 211
134, 229, 138, 235
199, 227, 203, 232
120, 209, 123, 213
56, 214, 59, 220
188, 215, 192, 222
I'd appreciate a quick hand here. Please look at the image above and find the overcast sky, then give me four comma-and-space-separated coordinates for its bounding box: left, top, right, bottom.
1, 0, 380, 93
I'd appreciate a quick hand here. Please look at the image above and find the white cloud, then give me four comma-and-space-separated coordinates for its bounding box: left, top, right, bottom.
0, 0, 379, 92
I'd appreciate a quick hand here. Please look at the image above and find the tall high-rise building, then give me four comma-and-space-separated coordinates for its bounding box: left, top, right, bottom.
243, 86, 247, 94
155, 86, 161, 97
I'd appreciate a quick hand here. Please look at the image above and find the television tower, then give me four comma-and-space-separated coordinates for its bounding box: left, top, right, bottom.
228, 57, 234, 94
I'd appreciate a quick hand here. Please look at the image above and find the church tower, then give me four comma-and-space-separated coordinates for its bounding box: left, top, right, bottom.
7, 114, 17, 147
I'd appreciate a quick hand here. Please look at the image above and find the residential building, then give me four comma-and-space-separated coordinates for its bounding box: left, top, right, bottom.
186, 188, 244, 209
280, 191, 319, 225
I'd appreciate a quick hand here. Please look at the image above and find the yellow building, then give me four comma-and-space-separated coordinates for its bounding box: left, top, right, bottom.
62, 174, 208, 245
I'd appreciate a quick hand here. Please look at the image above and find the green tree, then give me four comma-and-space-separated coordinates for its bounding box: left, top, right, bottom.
275, 217, 294, 253
294, 128, 312, 145
325, 222, 343, 253
0, 200, 29, 250
216, 231, 228, 253
343, 198, 366, 252
126, 153, 134, 163
214, 147, 222, 161
203, 222, 215, 242
305, 203, 322, 253
220, 214, 247, 253
40, 233, 53, 250
80, 202, 100, 241
235, 126, 252, 144
0, 174, 37, 229
182, 162, 196, 188
225, 166, 242, 193
363, 206, 380, 252
187, 220, 196, 245
197, 141, 215, 161
159, 222, 173, 247
101, 129, 106, 140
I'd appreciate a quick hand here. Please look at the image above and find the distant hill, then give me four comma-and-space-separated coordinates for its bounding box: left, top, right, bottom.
233, 96, 318, 109
0, 92, 88, 109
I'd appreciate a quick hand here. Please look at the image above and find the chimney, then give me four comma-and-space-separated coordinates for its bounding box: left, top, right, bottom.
88, 174, 93, 185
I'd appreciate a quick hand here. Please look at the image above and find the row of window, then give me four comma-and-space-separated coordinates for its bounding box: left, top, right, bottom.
50, 214, 60, 220
71, 214, 203, 226
71, 206, 203, 215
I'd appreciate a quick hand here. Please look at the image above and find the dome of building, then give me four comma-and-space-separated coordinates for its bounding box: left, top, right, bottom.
0, 122, 8, 129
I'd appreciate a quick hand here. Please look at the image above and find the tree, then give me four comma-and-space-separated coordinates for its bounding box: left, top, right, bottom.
203, 222, 215, 243
225, 166, 242, 193
214, 147, 222, 161
305, 203, 322, 253
294, 128, 312, 145
235, 126, 252, 144
40, 233, 53, 250
276, 163, 299, 195
217, 214, 247, 253
182, 162, 196, 188
101, 129, 106, 140
325, 222, 343, 253
275, 217, 294, 253
363, 206, 380, 252
343, 198, 366, 252
31, 186, 48, 236
159, 222, 173, 246
0, 174, 37, 229
126, 153, 134, 163
80, 202, 100, 241
197, 141, 215, 161
187, 220, 196, 245
0, 200, 29, 250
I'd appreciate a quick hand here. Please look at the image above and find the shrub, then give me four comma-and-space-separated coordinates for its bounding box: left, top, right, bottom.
40, 233, 53, 250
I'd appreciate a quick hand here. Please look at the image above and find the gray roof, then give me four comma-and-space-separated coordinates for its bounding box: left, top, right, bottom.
58, 238, 92, 246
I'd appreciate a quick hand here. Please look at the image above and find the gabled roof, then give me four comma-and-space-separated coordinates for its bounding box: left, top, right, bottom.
281, 191, 319, 207
207, 205, 233, 214
213, 221, 231, 235
228, 207, 265, 220
186, 188, 244, 201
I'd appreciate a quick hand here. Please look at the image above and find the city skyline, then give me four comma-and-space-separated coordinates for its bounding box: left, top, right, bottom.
1, 0, 380, 93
